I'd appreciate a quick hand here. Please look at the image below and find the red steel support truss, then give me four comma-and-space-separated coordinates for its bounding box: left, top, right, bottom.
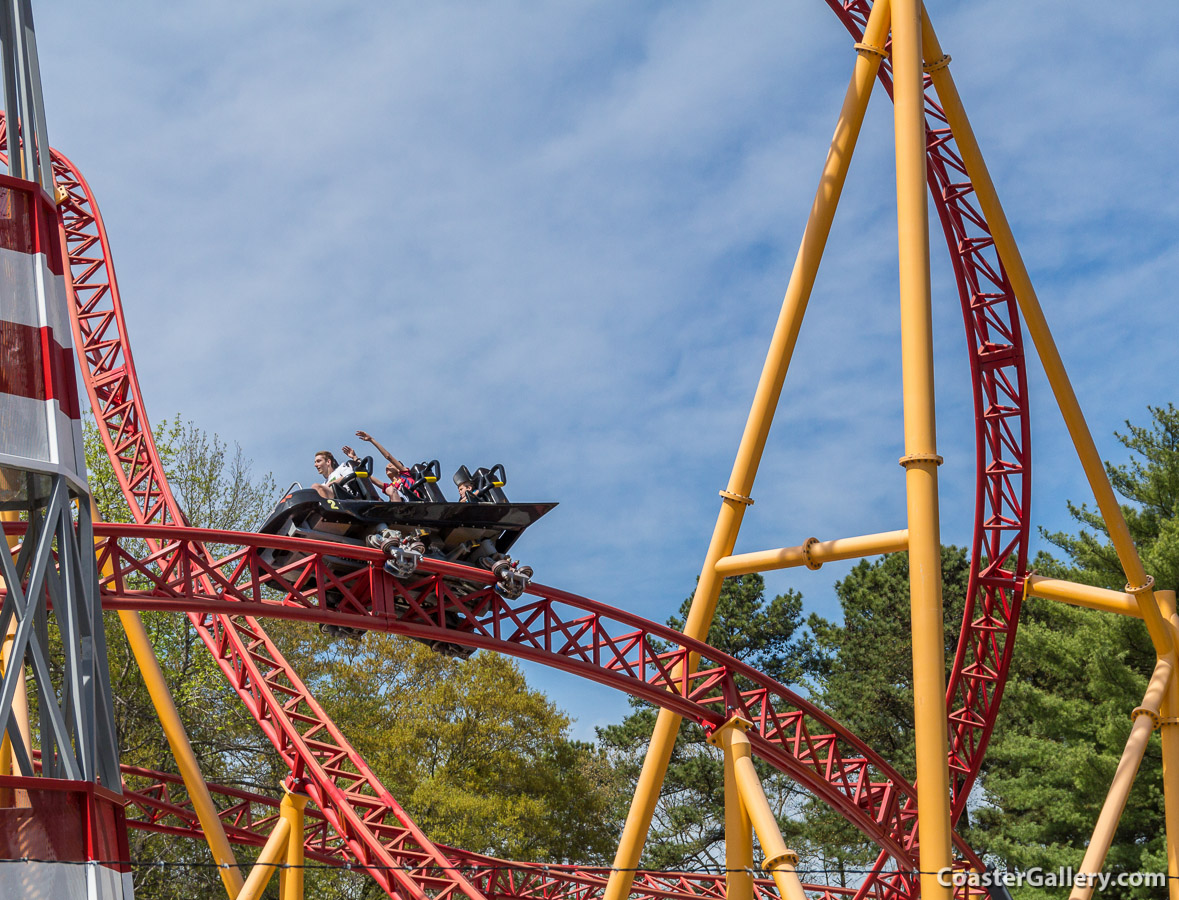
0, 1, 1034, 893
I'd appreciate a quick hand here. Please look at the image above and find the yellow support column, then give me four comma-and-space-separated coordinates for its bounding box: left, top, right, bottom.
0, 618, 17, 806
1155, 590, 1179, 900
714, 529, 909, 577
917, 10, 1175, 660
917, 15, 1179, 889
91, 500, 245, 898
1023, 576, 1140, 618
603, 4, 892, 896
0, 507, 31, 804
892, 1, 953, 898
278, 788, 309, 900
709, 719, 807, 900
236, 816, 292, 900
1069, 656, 1172, 900
119, 610, 246, 897
722, 730, 754, 900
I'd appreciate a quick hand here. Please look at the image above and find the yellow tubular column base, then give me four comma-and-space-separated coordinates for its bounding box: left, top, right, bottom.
708, 718, 807, 900
0, 621, 12, 806
601, 6, 893, 897
1156, 591, 1179, 900
714, 529, 908, 576
0, 508, 32, 791
279, 789, 310, 900
722, 726, 754, 900
237, 817, 292, 900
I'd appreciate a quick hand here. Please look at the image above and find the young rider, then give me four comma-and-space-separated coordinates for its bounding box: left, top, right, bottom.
311, 450, 350, 499
348, 430, 414, 501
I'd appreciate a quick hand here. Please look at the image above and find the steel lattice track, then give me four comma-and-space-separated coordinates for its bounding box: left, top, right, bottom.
822, 3, 1031, 898
111, 765, 862, 900
87, 522, 984, 870
112, 766, 860, 900
49, 146, 487, 900
0, 1, 1033, 891
24, 752, 856, 900
46, 142, 892, 898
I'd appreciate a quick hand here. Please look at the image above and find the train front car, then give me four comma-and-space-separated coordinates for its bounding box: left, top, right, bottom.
255, 460, 556, 653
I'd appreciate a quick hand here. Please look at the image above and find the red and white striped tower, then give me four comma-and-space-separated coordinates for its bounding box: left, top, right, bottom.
0, 1, 130, 898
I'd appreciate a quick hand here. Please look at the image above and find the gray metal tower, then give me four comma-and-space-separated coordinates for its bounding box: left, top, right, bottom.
0, 1, 128, 897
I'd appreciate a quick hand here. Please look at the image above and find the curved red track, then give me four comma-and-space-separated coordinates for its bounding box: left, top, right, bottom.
823, 2, 1032, 896
1, 4, 1033, 896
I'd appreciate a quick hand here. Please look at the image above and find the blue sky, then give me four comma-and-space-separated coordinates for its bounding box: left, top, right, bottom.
34, 2, 1179, 739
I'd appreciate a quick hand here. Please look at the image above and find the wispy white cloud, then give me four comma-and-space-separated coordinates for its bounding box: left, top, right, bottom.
35, 0, 1179, 737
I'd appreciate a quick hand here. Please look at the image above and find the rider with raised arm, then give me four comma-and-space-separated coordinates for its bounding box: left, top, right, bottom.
352, 430, 414, 501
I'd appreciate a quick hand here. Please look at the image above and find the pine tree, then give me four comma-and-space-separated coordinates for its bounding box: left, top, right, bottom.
966, 406, 1179, 898
597, 574, 811, 872
801, 546, 971, 880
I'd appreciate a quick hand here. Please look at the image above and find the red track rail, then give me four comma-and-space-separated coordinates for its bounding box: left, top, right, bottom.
114, 764, 863, 900
0, 4, 1033, 891
822, 3, 1032, 898
48, 142, 892, 898
86, 521, 981, 868
50, 147, 487, 900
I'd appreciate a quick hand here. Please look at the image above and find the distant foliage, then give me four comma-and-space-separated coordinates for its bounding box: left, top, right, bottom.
275, 627, 625, 864
85, 416, 621, 899
86, 417, 295, 899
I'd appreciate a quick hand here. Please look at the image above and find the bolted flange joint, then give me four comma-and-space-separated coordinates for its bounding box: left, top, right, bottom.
1131, 706, 1162, 731
283, 773, 309, 795
853, 41, 887, 60
763, 849, 799, 871
802, 537, 822, 570
1124, 574, 1156, 597
705, 714, 753, 747
719, 489, 754, 506
923, 53, 952, 74
899, 452, 943, 468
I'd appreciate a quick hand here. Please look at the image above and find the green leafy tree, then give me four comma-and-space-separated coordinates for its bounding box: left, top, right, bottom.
85, 417, 298, 899
1044, 404, 1179, 594
966, 565, 1160, 900
275, 629, 625, 867
85, 415, 624, 898
806, 546, 971, 777
597, 574, 812, 872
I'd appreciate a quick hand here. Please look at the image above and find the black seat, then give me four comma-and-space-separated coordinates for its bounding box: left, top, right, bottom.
403, 460, 447, 502
455, 464, 508, 503
333, 456, 379, 501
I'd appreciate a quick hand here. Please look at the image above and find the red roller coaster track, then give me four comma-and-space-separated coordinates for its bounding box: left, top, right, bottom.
2, 2, 1032, 897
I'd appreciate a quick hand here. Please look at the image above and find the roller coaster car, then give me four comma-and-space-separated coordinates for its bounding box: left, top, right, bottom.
255, 457, 556, 656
